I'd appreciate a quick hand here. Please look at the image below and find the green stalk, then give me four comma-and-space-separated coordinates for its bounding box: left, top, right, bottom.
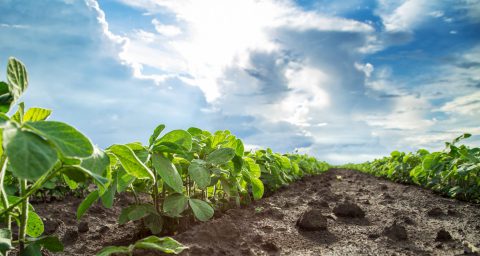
18, 179, 28, 251
0, 156, 11, 230
130, 185, 140, 205
152, 172, 159, 213
0, 167, 60, 217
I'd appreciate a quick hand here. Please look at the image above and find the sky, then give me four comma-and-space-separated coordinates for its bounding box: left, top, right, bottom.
0, 0, 479, 164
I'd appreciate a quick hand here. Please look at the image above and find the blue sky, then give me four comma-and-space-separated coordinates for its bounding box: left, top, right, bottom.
1, 0, 479, 164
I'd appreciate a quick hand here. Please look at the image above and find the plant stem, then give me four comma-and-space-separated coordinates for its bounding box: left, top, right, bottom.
0, 166, 59, 217
0, 156, 11, 230
130, 185, 140, 205
18, 179, 28, 251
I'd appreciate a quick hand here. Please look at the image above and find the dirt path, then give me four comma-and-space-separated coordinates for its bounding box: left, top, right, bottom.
170, 169, 480, 256
35, 169, 480, 255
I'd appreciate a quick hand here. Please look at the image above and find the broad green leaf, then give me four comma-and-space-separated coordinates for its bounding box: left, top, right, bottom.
163, 193, 188, 217
134, 236, 187, 254
27, 236, 63, 252
3, 126, 58, 180
244, 158, 261, 178
116, 167, 135, 192
187, 127, 203, 136
188, 160, 210, 189
81, 146, 109, 176
101, 172, 117, 208
0, 228, 12, 254
96, 246, 129, 256
77, 190, 100, 220
206, 148, 235, 165
23, 108, 51, 122
188, 199, 214, 222
7, 57, 28, 101
0, 81, 13, 113
26, 210, 44, 238
235, 139, 244, 157
149, 124, 165, 146
61, 165, 108, 188
144, 213, 163, 234
20, 243, 41, 256
63, 174, 79, 190
126, 142, 149, 162
129, 204, 155, 221
26, 121, 93, 158
250, 177, 264, 200
109, 144, 153, 179
157, 130, 192, 151
152, 153, 183, 193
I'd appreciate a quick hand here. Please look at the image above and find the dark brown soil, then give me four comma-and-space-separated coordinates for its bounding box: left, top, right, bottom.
34, 169, 480, 255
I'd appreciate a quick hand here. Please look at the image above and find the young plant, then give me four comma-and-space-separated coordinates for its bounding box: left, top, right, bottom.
0, 57, 109, 255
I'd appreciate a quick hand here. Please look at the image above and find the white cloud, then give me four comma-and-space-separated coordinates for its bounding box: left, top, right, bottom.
361, 95, 435, 130
114, 0, 374, 102
439, 91, 480, 116
152, 19, 182, 37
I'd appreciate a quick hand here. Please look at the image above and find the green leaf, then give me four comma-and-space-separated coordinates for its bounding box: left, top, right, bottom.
244, 157, 261, 178
0, 81, 13, 113
235, 139, 244, 157
126, 142, 149, 163
7, 57, 28, 101
152, 153, 183, 193
149, 124, 166, 146
188, 199, 214, 222
26, 236, 63, 253
187, 127, 203, 136
26, 210, 44, 238
156, 130, 192, 151
96, 246, 129, 256
26, 121, 93, 158
0, 229, 12, 254
3, 126, 58, 180
81, 146, 110, 176
61, 165, 108, 188
77, 190, 100, 220
134, 236, 187, 254
144, 213, 163, 234
63, 174, 79, 190
20, 243, 42, 256
101, 172, 117, 208
23, 108, 51, 122
109, 144, 154, 179
250, 177, 264, 200
206, 148, 235, 165
188, 160, 210, 189
163, 193, 188, 217
116, 167, 135, 192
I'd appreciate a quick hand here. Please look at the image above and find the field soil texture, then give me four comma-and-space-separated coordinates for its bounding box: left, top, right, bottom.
35, 169, 480, 255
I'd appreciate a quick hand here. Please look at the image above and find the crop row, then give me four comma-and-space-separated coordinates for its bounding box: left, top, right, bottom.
342, 134, 480, 203
0, 57, 330, 256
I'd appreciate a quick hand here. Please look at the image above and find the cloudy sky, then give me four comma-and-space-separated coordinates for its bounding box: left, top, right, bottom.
1, 0, 479, 164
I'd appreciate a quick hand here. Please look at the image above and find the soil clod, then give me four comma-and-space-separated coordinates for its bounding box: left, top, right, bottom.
78, 221, 89, 233
427, 207, 444, 217
296, 209, 328, 231
383, 222, 408, 241
435, 229, 453, 242
333, 202, 365, 218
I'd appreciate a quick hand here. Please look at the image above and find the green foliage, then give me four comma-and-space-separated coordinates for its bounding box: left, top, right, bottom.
96, 236, 187, 255
342, 133, 480, 202
0, 57, 331, 256
0, 57, 110, 256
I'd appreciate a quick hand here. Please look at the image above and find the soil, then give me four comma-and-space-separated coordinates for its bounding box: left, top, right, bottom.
34, 169, 480, 255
